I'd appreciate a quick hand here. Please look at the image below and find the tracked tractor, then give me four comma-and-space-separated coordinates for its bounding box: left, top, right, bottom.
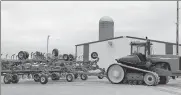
107, 37, 181, 86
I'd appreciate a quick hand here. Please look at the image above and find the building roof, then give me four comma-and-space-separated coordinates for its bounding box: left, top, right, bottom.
99, 16, 114, 22
75, 36, 181, 46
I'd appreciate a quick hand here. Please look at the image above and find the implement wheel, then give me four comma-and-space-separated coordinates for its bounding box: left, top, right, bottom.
18, 51, 25, 60
66, 73, 74, 82
11, 74, 19, 84
40, 74, 48, 84
80, 74, 88, 80
69, 54, 74, 61
52, 49, 59, 57
74, 74, 78, 79
98, 75, 104, 79
33, 74, 40, 82
63, 54, 69, 61
4, 74, 11, 84
107, 64, 125, 84
51, 73, 60, 80
91, 52, 98, 59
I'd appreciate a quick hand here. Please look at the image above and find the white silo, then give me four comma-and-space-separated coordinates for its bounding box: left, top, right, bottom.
99, 16, 114, 41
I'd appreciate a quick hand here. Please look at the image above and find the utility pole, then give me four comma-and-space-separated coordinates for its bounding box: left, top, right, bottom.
47, 35, 50, 59
176, 1, 179, 55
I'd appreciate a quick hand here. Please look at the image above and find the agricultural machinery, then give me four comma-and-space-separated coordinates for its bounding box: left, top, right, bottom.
1, 49, 106, 84
107, 37, 181, 86
41, 49, 106, 83
71, 52, 106, 80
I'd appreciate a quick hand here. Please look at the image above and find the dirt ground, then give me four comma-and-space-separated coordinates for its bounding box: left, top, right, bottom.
1, 76, 181, 95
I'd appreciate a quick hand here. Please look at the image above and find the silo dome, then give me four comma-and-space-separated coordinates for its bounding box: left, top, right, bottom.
99, 16, 114, 22
99, 16, 114, 41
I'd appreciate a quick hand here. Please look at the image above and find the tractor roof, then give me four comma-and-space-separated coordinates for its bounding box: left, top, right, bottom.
130, 41, 152, 46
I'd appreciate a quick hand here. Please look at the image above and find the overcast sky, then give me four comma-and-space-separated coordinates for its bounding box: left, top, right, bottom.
1, 1, 181, 58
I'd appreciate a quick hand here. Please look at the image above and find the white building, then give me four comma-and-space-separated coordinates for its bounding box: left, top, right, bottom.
75, 16, 181, 70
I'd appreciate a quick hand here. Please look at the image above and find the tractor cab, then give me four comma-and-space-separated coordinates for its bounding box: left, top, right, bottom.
116, 39, 153, 65
128, 39, 153, 63
130, 39, 152, 56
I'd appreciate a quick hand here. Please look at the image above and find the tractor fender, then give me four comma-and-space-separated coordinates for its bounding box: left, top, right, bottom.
106, 63, 123, 71
151, 62, 173, 76
153, 62, 171, 71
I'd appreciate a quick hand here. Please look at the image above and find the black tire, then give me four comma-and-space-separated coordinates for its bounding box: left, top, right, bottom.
52, 49, 59, 57
51, 73, 56, 80
34, 79, 40, 82
80, 74, 88, 80
24, 51, 29, 59
18, 51, 25, 60
63, 54, 69, 61
33, 74, 40, 82
98, 75, 104, 79
69, 54, 74, 61
107, 64, 125, 84
31, 52, 34, 58
11, 74, 19, 84
172, 76, 176, 79
4, 74, 11, 84
40, 75, 48, 84
51, 77, 57, 80
74, 74, 78, 79
55, 77, 60, 80
91, 52, 98, 59
159, 76, 169, 84
51, 73, 60, 80
66, 73, 74, 82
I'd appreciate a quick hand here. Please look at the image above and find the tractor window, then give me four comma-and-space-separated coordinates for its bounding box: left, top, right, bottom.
132, 46, 138, 54
131, 41, 152, 55
138, 46, 145, 54
132, 45, 145, 55
150, 46, 153, 55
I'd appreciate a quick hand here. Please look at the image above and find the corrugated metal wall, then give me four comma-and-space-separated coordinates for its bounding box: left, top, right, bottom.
76, 45, 83, 61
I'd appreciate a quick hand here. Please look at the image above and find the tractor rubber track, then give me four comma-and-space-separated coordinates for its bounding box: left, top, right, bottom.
118, 63, 160, 86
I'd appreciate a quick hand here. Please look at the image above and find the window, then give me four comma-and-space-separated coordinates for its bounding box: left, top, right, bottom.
165, 43, 173, 55
132, 45, 145, 55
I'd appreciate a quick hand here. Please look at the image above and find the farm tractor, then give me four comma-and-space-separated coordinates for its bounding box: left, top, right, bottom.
107, 37, 181, 86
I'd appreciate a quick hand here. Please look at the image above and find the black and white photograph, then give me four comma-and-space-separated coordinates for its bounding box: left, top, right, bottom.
1, 1, 181, 95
